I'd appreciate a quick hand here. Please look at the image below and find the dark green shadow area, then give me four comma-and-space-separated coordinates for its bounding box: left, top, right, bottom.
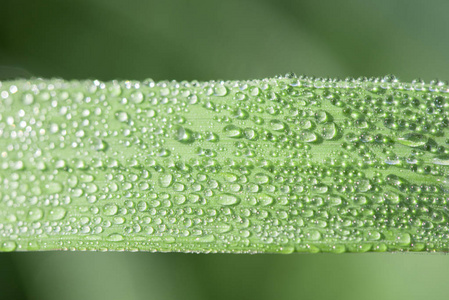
5, 252, 449, 300
2, 0, 449, 82
0, 254, 27, 299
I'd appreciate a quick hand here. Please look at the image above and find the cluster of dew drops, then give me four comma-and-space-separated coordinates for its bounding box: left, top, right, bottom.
1, 73, 449, 253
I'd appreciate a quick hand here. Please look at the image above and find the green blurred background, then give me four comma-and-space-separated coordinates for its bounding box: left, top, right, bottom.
1, 0, 449, 299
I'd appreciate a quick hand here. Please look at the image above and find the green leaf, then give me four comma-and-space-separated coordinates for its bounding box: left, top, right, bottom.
1, 75, 449, 253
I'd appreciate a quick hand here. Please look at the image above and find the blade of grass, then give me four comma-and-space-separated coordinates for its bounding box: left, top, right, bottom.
1, 75, 448, 253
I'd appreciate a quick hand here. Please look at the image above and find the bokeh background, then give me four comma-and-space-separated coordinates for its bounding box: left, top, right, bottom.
1, 0, 449, 299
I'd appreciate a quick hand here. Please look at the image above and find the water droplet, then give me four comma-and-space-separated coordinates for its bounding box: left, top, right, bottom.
244, 128, 258, 140
368, 231, 381, 240
397, 233, 411, 245
206, 132, 219, 142
258, 194, 274, 206
107, 234, 124, 242
329, 245, 346, 254
215, 194, 240, 206
221, 172, 238, 182
433, 155, 449, 166
195, 235, 215, 243
322, 123, 337, 140
159, 174, 173, 187
172, 125, 195, 144
48, 207, 67, 221
234, 92, 247, 101
216, 223, 232, 233
213, 84, 228, 96
328, 195, 342, 206
131, 91, 144, 103
300, 131, 317, 143
254, 173, 270, 184
116, 111, 129, 122
313, 184, 328, 193
173, 183, 185, 192
1, 241, 17, 252
356, 179, 371, 192
28, 207, 44, 221
44, 182, 63, 193
308, 230, 321, 240
109, 83, 122, 96
104, 204, 118, 216
315, 110, 330, 123
22, 93, 34, 105
85, 183, 98, 193
232, 108, 249, 120
223, 125, 243, 138
270, 120, 286, 131
397, 134, 427, 147
90, 138, 108, 151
